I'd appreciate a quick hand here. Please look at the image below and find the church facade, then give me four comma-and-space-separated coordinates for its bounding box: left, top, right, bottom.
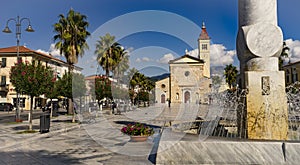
155, 23, 211, 104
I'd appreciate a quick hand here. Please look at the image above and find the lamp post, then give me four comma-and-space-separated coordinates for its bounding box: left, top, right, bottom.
2, 16, 34, 122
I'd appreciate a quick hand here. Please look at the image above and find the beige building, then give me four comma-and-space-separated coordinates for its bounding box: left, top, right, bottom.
283, 61, 300, 86
0, 46, 82, 110
155, 23, 211, 104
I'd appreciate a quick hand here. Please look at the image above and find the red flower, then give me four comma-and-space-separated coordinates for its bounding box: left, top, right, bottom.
51, 77, 56, 82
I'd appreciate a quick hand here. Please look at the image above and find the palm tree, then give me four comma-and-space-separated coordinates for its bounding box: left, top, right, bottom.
113, 51, 130, 82
224, 64, 238, 89
53, 8, 90, 120
95, 33, 125, 77
127, 68, 139, 80
143, 78, 155, 92
130, 72, 146, 90
279, 41, 290, 70
53, 9, 90, 71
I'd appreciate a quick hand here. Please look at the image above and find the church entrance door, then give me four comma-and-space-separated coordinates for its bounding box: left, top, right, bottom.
184, 91, 190, 103
161, 94, 166, 103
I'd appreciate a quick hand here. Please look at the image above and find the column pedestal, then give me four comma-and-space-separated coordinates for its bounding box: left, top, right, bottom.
245, 71, 288, 140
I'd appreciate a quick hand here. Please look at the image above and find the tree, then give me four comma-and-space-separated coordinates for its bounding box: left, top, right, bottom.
111, 85, 129, 101
211, 75, 222, 92
126, 68, 139, 84
44, 74, 61, 118
10, 61, 55, 130
95, 33, 126, 77
143, 78, 155, 92
129, 71, 154, 105
55, 72, 86, 122
72, 73, 87, 99
94, 76, 112, 102
224, 64, 238, 89
279, 41, 290, 70
53, 8, 90, 116
113, 50, 130, 82
55, 72, 72, 101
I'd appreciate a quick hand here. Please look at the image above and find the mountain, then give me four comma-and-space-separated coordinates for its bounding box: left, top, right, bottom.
150, 73, 170, 81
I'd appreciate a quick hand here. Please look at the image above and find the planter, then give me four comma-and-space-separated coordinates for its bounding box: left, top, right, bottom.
130, 135, 149, 142
15, 119, 23, 122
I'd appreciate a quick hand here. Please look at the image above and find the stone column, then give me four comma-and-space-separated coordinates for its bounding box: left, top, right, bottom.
236, 0, 288, 140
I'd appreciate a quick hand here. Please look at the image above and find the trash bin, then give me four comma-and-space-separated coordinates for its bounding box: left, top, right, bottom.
40, 113, 50, 133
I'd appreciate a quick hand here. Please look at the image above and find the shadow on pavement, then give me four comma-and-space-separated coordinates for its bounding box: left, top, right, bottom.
12, 125, 40, 131
0, 150, 81, 165
51, 119, 77, 123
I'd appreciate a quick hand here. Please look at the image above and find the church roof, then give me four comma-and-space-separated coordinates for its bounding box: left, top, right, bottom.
199, 22, 210, 40
169, 54, 205, 64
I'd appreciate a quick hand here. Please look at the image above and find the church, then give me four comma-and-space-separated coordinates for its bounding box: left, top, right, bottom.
155, 23, 211, 104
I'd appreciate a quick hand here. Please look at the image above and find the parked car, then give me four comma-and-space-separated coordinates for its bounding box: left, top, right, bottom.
0, 102, 14, 111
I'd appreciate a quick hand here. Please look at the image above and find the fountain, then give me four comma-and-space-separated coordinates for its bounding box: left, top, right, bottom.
156, 1, 300, 164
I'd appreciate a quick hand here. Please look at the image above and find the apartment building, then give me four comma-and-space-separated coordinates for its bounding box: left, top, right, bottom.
0, 46, 82, 110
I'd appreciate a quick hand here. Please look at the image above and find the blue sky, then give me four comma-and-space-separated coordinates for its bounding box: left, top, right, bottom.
0, 0, 300, 77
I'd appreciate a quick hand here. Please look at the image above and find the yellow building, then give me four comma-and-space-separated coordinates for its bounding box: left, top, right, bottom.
155, 23, 211, 104
0, 46, 82, 110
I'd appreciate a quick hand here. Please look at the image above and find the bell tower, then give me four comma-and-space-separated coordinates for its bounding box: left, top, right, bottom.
198, 22, 210, 78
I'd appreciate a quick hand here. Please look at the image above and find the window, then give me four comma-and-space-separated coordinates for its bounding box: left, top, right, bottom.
202, 44, 208, 50
1, 58, 6, 68
286, 70, 290, 84
13, 98, 25, 108
185, 71, 190, 77
1, 76, 6, 87
161, 84, 166, 88
292, 68, 298, 83
176, 93, 179, 100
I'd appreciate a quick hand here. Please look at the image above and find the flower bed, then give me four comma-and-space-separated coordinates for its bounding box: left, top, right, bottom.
121, 122, 154, 136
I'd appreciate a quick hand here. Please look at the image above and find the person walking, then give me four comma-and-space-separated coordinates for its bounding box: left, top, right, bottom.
112, 101, 116, 114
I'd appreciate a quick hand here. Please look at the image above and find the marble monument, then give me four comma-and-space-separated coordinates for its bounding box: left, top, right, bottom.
236, 0, 288, 140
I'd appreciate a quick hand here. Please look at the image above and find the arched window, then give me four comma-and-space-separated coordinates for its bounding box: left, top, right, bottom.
184, 91, 190, 103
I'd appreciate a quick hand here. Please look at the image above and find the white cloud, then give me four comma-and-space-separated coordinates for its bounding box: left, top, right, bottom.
142, 57, 151, 62
157, 53, 175, 64
210, 44, 236, 66
186, 44, 236, 66
285, 39, 300, 63
135, 57, 152, 63
136, 58, 142, 63
35, 49, 48, 55
186, 49, 198, 58
36, 43, 61, 57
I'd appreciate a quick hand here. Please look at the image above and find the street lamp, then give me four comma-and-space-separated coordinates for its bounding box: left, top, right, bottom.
2, 16, 34, 122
